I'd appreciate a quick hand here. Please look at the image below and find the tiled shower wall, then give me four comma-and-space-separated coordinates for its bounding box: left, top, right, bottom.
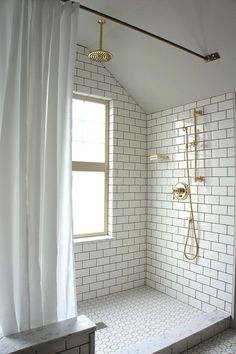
73, 45, 147, 301
73, 44, 235, 313
147, 93, 235, 313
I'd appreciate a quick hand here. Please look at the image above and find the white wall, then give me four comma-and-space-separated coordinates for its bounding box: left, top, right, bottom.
147, 93, 235, 313
73, 45, 147, 301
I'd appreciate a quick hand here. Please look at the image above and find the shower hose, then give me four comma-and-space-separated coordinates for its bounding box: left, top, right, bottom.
183, 127, 199, 261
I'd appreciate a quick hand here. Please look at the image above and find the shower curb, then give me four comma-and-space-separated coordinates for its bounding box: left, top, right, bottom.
115, 310, 230, 354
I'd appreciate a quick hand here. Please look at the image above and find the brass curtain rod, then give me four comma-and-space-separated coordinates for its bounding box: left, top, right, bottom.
63, 1, 220, 62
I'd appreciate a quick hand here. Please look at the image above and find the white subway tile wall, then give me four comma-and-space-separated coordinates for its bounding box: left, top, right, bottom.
74, 45, 235, 313
74, 45, 147, 301
147, 92, 235, 313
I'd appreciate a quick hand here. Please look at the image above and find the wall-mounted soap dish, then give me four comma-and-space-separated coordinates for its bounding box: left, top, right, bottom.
149, 152, 169, 161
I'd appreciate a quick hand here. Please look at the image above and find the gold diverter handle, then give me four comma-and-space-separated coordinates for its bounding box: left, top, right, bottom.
172, 182, 189, 200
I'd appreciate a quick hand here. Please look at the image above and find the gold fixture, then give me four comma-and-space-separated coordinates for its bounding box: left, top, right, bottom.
149, 152, 169, 161
174, 109, 204, 260
88, 19, 112, 62
183, 110, 204, 183
182, 126, 199, 261
193, 108, 204, 183
173, 182, 189, 200
195, 175, 204, 182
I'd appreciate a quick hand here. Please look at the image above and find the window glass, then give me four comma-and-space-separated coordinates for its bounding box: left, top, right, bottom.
72, 171, 105, 235
72, 99, 106, 163
72, 95, 108, 238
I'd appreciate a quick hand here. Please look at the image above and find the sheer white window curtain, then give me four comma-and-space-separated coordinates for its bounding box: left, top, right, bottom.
0, 0, 79, 336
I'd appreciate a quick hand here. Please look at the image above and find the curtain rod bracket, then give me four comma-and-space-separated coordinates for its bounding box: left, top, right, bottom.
204, 52, 220, 63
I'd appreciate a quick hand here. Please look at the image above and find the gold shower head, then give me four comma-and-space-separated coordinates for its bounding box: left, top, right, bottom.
88, 19, 112, 63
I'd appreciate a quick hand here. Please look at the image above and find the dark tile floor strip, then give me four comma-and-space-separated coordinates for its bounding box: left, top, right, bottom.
96, 322, 108, 331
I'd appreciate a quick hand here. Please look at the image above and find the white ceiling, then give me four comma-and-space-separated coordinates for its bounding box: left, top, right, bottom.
77, 0, 236, 113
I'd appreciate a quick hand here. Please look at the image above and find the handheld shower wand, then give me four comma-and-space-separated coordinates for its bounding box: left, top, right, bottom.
182, 126, 199, 261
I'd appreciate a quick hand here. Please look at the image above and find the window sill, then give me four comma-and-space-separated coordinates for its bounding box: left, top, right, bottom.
73, 235, 113, 243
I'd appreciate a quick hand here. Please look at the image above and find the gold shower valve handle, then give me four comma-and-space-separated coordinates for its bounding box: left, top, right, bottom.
173, 182, 189, 200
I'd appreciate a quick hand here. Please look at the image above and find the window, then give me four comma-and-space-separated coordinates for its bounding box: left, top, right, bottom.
72, 95, 109, 238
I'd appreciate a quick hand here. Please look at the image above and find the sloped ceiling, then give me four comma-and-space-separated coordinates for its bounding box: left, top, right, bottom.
77, 0, 236, 113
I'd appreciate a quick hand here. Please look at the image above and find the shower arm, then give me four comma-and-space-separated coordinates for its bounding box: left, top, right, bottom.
98, 19, 104, 50
62, 1, 220, 63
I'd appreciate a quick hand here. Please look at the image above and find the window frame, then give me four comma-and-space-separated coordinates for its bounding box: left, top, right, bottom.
72, 94, 109, 239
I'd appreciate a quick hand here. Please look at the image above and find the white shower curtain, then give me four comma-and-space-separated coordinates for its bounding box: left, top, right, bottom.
0, 0, 79, 336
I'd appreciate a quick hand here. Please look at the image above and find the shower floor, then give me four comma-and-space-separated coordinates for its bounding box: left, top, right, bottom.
79, 285, 203, 353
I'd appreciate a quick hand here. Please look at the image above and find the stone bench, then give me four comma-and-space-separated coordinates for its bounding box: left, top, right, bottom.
0, 315, 96, 354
